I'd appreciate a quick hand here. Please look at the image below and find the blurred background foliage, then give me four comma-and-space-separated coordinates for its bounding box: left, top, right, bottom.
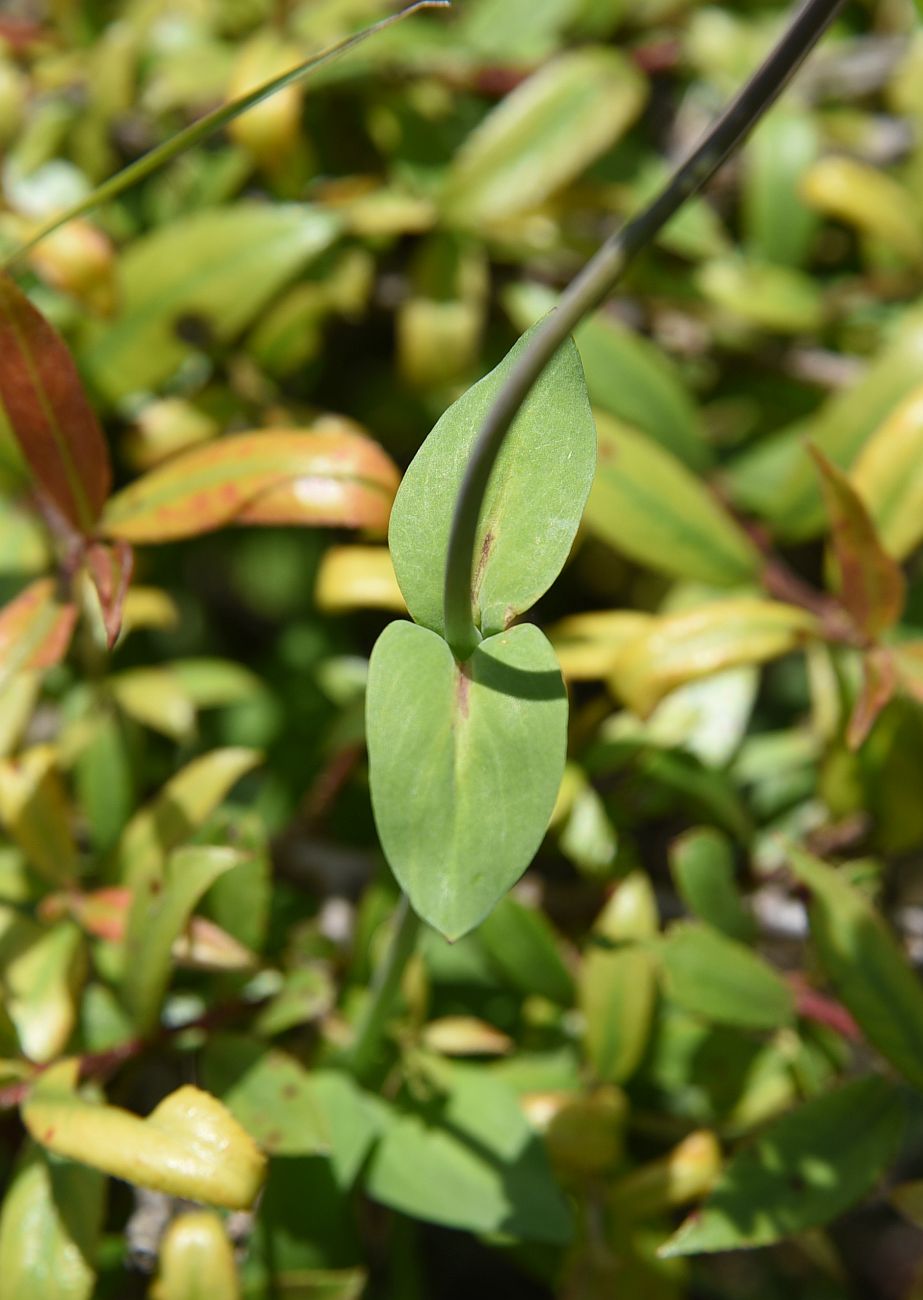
4, 0, 923, 1296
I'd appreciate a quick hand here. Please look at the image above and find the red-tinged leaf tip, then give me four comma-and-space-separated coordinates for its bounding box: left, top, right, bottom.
847, 646, 898, 750
0, 276, 111, 534
0, 578, 77, 683
85, 540, 134, 649
809, 443, 906, 641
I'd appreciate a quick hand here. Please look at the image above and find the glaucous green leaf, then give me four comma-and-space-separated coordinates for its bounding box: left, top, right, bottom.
0, 275, 110, 533
23, 1062, 266, 1210
81, 204, 340, 401
365, 1062, 571, 1242
102, 427, 399, 543
662, 1077, 904, 1255
660, 922, 794, 1030
608, 598, 817, 717
201, 1035, 330, 1157
389, 324, 595, 638
440, 48, 645, 226
0, 1144, 105, 1300
586, 414, 760, 586
367, 620, 566, 939
505, 281, 709, 469
851, 383, 923, 560
810, 445, 905, 638
670, 828, 755, 942
788, 846, 923, 1091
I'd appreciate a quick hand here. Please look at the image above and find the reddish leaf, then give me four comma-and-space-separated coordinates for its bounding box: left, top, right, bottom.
848, 646, 898, 750
100, 426, 399, 543
84, 540, 134, 649
0, 579, 76, 687
810, 444, 905, 640
0, 276, 111, 534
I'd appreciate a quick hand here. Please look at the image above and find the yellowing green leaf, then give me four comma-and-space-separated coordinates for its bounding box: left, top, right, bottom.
102, 427, 399, 543
608, 599, 817, 716
0, 1144, 105, 1300
0, 579, 76, 692
851, 384, 923, 560
696, 258, 824, 334
441, 48, 645, 226
0, 912, 85, 1062
23, 1064, 267, 1210
152, 1211, 240, 1300
0, 745, 78, 885
801, 156, 923, 264
81, 205, 340, 401
548, 609, 653, 681
586, 414, 760, 586
315, 545, 406, 613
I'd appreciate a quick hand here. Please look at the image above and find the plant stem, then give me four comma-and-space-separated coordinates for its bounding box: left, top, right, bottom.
2, 1, 452, 268
349, 895, 422, 1081
442, 0, 845, 659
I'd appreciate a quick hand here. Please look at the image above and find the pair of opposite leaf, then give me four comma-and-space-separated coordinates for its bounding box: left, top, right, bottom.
367, 325, 597, 941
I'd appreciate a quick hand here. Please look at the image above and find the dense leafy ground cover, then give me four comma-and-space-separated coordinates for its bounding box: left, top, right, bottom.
4, 0, 923, 1296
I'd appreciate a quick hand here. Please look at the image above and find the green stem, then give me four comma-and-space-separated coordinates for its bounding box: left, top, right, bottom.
349, 895, 422, 1081
2, 1, 451, 269
442, 0, 845, 659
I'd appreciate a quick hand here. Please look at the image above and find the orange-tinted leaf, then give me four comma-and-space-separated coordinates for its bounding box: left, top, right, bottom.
848, 646, 898, 750
810, 445, 905, 639
84, 540, 134, 649
101, 426, 399, 543
0, 277, 111, 534
0, 579, 76, 689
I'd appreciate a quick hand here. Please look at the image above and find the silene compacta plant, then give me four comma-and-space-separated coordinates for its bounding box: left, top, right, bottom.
4, 0, 923, 1295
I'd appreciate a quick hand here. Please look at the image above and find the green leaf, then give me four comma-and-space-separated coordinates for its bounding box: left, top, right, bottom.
660, 922, 794, 1030
504, 281, 709, 469
102, 427, 398, 543
23, 1062, 266, 1211
477, 894, 575, 1006
742, 106, 820, 268
670, 829, 755, 942
389, 324, 596, 639
365, 1062, 572, 1242
81, 204, 340, 402
579, 872, 660, 1084
788, 846, 923, 1091
441, 48, 645, 226
809, 445, 905, 638
696, 258, 824, 334
586, 414, 760, 586
850, 383, 923, 561
0, 911, 85, 1062
367, 620, 567, 940
662, 1077, 904, 1255
114, 747, 261, 890
123, 846, 239, 1032
0, 1144, 105, 1300
201, 1034, 330, 1157
726, 312, 923, 538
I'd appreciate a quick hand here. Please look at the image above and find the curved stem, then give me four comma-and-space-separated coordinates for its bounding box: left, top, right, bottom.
349, 895, 422, 1081
2, 1, 451, 268
442, 0, 845, 659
